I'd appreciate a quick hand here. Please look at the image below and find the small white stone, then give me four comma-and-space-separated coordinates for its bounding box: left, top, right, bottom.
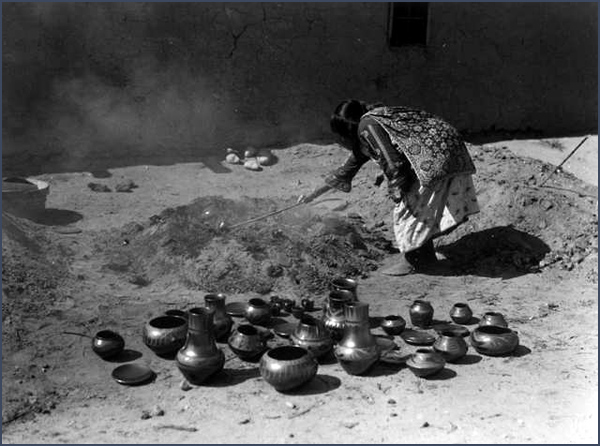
225, 153, 242, 164
244, 159, 262, 171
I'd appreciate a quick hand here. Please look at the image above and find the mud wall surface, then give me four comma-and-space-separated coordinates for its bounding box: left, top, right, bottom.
2, 2, 597, 173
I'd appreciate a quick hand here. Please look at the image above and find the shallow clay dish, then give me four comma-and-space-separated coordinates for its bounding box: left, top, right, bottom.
400, 329, 436, 346
111, 363, 156, 386
225, 302, 248, 318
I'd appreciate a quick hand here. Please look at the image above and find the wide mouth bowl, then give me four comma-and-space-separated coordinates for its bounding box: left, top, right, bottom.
384, 315, 404, 322
452, 303, 469, 309
237, 324, 259, 336
205, 293, 226, 303
476, 326, 513, 335
149, 316, 187, 329
267, 346, 308, 361
248, 298, 269, 308
94, 330, 124, 341
331, 277, 357, 290
483, 311, 504, 318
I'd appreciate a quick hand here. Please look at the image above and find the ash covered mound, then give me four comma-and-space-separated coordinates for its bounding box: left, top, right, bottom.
98, 196, 395, 295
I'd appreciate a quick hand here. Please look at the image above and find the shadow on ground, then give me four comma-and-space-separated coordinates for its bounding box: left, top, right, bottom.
433, 226, 551, 279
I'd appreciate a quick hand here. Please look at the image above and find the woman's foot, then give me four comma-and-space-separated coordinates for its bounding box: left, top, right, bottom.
380, 240, 438, 276
380, 254, 415, 276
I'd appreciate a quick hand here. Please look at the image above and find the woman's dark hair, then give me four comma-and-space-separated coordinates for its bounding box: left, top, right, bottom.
330, 99, 381, 139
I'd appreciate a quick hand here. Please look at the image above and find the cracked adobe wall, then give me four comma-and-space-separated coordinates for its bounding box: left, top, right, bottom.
2, 2, 597, 173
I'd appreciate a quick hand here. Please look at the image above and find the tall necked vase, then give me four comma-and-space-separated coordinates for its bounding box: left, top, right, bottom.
204, 293, 233, 342
334, 302, 380, 375
322, 289, 354, 341
176, 307, 225, 385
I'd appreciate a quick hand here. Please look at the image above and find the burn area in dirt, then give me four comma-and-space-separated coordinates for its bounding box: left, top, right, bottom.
96, 196, 395, 296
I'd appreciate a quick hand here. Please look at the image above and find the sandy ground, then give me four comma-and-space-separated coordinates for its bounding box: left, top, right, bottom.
2, 136, 598, 444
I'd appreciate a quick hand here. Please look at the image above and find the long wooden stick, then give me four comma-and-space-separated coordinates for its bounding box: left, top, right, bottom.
538, 136, 590, 187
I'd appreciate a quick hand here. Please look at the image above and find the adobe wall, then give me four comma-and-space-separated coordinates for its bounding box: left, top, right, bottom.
2, 2, 597, 172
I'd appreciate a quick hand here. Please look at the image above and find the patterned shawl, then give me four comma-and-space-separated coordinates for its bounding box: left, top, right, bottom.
364, 106, 476, 188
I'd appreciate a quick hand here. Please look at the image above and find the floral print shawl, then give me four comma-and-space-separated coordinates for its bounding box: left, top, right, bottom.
363, 106, 476, 188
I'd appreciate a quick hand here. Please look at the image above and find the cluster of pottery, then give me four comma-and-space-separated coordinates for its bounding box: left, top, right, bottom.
94, 277, 521, 390
378, 299, 520, 377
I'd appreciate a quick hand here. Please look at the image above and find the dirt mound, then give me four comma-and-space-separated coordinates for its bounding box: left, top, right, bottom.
94, 196, 394, 297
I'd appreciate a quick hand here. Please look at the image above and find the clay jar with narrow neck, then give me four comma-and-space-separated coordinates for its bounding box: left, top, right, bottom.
204, 293, 233, 342
334, 302, 380, 375
322, 289, 354, 341
409, 299, 434, 328
433, 330, 468, 362
291, 316, 334, 359
176, 307, 225, 385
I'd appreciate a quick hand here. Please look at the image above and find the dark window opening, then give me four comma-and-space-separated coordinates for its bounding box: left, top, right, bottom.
388, 2, 429, 47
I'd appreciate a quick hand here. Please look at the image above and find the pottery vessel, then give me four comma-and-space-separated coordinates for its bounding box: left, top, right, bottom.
334, 302, 380, 375
204, 293, 233, 342
290, 316, 334, 359
245, 298, 272, 326
433, 330, 468, 362
449, 303, 473, 325
330, 277, 359, 301
143, 315, 188, 357
470, 326, 519, 356
259, 346, 318, 392
409, 300, 434, 328
380, 315, 406, 336
176, 307, 225, 385
92, 330, 125, 359
322, 290, 354, 341
228, 324, 267, 361
406, 348, 446, 377
479, 311, 509, 328
164, 309, 188, 320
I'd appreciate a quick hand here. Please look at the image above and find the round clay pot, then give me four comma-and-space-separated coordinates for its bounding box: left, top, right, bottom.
409, 300, 434, 328
290, 316, 333, 359
470, 326, 519, 356
479, 311, 508, 328
433, 330, 468, 362
228, 324, 267, 361
406, 348, 446, 378
380, 315, 407, 336
245, 298, 271, 326
330, 277, 358, 301
259, 346, 318, 392
92, 330, 125, 359
449, 303, 473, 325
143, 315, 188, 357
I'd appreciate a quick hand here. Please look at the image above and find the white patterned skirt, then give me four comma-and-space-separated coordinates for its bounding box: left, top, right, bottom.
392, 174, 480, 253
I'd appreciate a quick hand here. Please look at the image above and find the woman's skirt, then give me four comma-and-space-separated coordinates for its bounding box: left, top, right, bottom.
392, 174, 480, 253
